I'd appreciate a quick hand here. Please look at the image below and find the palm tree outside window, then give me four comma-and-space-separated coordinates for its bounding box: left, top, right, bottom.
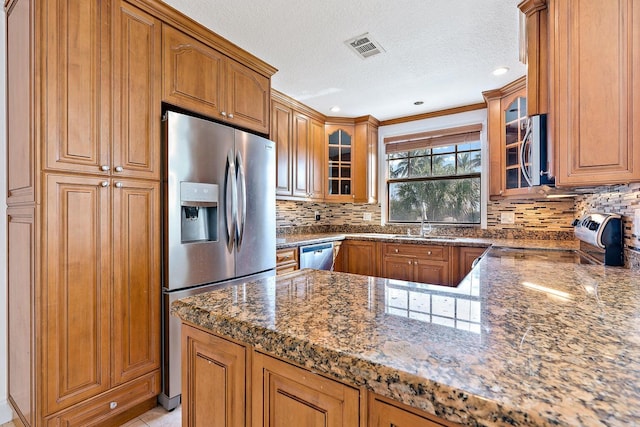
385, 124, 482, 224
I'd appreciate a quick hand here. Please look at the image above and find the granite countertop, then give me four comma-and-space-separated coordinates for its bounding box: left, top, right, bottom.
276, 232, 580, 251
172, 248, 640, 427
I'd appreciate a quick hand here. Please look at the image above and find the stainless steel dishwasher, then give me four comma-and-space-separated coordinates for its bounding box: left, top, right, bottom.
299, 242, 334, 270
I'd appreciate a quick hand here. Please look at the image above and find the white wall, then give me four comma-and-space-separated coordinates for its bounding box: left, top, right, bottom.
0, 5, 11, 423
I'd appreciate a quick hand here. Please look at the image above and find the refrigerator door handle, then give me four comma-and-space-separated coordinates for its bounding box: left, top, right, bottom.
225, 150, 238, 248
235, 150, 247, 249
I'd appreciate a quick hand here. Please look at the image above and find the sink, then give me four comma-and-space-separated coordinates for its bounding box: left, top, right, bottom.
392, 235, 457, 240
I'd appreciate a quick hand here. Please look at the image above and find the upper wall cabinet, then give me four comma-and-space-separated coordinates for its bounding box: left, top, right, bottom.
548, 0, 640, 186
271, 91, 325, 201
325, 117, 379, 203
483, 78, 536, 198
519, 0, 548, 116
162, 25, 271, 134
521, 0, 640, 187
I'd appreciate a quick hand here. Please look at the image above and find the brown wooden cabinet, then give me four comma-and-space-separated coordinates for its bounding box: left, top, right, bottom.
455, 246, 486, 284
549, 0, 640, 186
276, 247, 299, 275
43, 174, 112, 413
252, 352, 360, 427
41, 0, 161, 179
112, 179, 162, 385
181, 323, 461, 427
369, 393, 455, 427
43, 173, 162, 414
163, 24, 270, 134
182, 324, 246, 427
272, 91, 325, 200
335, 240, 379, 276
518, 0, 548, 116
325, 117, 379, 203
6, 0, 276, 425
355, 116, 380, 204
483, 78, 537, 199
273, 99, 294, 196
381, 243, 451, 286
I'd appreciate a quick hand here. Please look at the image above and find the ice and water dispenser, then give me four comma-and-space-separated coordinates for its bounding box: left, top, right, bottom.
180, 182, 219, 243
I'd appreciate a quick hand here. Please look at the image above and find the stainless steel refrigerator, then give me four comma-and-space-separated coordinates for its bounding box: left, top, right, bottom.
159, 110, 276, 410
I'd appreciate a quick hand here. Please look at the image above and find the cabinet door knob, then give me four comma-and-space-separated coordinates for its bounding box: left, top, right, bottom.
100, 165, 110, 171
228, 113, 234, 119
427, 251, 432, 255
394, 248, 399, 253
408, 260, 412, 265
414, 260, 419, 265
100, 181, 109, 187
114, 166, 124, 172
221, 111, 227, 117
114, 182, 123, 188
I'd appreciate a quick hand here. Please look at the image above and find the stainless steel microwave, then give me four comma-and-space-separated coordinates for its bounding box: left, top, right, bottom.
521, 114, 554, 186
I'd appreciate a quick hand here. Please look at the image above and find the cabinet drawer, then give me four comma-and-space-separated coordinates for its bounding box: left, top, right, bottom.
276, 247, 298, 265
45, 370, 160, 427
382, 243, 449, 261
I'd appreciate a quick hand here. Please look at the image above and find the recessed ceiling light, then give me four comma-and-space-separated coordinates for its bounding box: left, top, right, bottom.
414, 101, 424, 105
330, 106, 341, 113
492, 67, 509, 76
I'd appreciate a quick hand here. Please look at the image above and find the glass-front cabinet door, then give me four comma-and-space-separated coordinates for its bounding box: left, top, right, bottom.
504, 95, 528, 191
325, 125, 355, 200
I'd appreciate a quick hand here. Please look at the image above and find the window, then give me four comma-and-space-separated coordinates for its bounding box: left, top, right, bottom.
385, 124, 482, 224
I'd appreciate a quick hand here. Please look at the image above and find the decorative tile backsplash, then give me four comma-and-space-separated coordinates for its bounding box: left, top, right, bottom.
277, 183, 640, 269
574, 183, 640, 256
276, 198, 576, 230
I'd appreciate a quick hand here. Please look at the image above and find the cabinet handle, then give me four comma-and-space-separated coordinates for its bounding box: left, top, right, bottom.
100, 165, 110, 172
228, 113, 234, 119
282, 255, 290, 259
221, 111, 227, 117
114, 182, 123, 188
109, 401, 117, 410
114, 166, 124, 173
100, 181, 109, 187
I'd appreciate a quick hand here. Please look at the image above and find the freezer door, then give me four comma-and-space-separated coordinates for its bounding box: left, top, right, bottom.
165, 111, 235, 290
234, 130, 276, 277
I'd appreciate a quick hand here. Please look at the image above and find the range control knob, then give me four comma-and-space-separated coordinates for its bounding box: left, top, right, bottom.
571, 219, 580, 227
588, 221, 599, 231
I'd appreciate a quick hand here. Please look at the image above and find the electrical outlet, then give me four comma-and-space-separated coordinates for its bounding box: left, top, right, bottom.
314, 211, 320, 221
501, 212, 515, 224
363, 212, 372, 221
634, 209, 640, 236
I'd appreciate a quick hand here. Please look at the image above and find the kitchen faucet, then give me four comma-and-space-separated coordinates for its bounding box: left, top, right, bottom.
420, 202, 432, 237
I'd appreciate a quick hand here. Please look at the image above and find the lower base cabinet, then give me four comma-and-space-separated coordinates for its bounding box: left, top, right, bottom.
182, 324, 246, 427
334, 240, 378, 276
181, 323, 460, 427
369, 394, 455, 427
252, 351, 360, 427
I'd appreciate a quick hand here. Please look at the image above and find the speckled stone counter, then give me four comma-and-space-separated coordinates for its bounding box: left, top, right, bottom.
172, 250, 640, 427
276, 232, 580, 251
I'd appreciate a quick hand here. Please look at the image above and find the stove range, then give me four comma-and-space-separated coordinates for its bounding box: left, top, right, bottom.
572, 212, 623, 266
488, 213, 623, 266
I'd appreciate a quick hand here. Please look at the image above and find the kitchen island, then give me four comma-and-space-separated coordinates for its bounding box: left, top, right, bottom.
172, 247, 640, 426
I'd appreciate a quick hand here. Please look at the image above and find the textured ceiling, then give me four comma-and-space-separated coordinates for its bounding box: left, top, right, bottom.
164, 0, 526, 121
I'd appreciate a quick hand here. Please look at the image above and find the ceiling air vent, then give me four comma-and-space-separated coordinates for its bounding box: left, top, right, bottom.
345, 33, 385, 59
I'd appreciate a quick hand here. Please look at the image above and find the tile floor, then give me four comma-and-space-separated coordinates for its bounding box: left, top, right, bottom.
0, 405, 182, 427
